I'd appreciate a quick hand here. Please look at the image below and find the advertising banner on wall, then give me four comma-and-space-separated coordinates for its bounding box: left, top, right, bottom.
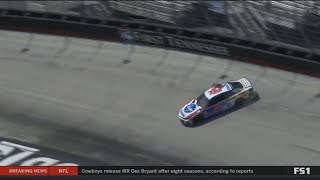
118, 28, 230, 57
118, 28, 320, 77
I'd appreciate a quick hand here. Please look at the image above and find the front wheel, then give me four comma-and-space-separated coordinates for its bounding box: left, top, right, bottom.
191, 114, 204, 127
180, 119, 194, 127
180, 114, 204, 127
188, 119, 195, 127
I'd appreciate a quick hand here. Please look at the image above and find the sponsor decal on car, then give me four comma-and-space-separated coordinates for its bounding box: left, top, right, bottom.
184, 103, 197, 113
223, 103, 233, 110
238, 78, 251, 89
209, 84, 223, 95
204, 102, 233, 118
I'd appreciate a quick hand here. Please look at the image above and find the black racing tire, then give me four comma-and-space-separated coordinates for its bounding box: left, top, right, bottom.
180, 120, 189, 127
180, 119, 195, 127
180, 114, 204, 128
235, 98, 246, 109
252, 93, 260, 101
188, 119, 195, 127
192, 114, 204, 127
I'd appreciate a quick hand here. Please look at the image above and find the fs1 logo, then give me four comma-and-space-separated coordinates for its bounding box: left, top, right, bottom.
293, 167, 311, 175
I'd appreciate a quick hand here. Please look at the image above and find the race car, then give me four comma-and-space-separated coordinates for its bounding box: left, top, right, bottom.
178, 77, 258, 127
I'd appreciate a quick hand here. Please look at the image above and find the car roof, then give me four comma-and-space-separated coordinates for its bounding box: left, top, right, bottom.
204, 83, 232, 100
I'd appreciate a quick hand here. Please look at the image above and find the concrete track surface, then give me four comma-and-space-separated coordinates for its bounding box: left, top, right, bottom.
0, 30, 319, 165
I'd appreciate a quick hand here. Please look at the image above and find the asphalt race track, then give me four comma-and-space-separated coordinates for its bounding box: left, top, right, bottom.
0, 30, 319, 165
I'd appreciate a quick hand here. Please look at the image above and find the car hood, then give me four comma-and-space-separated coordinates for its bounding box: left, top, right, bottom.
179, 99, 203, 119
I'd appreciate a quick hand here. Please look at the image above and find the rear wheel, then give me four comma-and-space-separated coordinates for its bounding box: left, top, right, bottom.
252, 93, 260, 101
235, 98, 246, 109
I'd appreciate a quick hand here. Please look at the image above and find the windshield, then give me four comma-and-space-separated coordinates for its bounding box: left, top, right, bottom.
196, 93, 209, 107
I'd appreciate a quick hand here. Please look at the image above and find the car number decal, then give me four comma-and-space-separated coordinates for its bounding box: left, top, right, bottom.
214, 104, 223, 112
209, 84, 223, 95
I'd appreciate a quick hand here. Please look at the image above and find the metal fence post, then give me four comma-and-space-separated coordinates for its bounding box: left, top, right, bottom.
294, 14, 313, 49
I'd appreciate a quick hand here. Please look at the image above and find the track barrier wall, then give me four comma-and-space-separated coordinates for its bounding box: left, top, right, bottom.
0, 9, 319, 77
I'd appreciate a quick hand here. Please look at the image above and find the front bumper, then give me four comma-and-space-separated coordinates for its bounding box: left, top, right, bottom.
178, 110, 189, 122
179, 111, 196, 127
179, 119, 193, 127
179, 112, 193, 128
179, 116, 189, 122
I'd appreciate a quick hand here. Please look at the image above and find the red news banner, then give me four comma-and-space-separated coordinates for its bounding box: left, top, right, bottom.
0, 166, 78, 176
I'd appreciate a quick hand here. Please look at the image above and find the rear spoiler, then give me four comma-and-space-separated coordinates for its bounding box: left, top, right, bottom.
237, 77, 252, 89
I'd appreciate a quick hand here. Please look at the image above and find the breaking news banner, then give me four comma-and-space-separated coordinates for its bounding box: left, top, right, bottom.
0, 166, 320, 176
0, 166, 78, 176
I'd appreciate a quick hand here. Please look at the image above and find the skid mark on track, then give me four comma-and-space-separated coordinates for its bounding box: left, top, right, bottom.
289, 144, 320, 155
219, 59, 233, 80
0, 86, 101, 114
54, 37, 71, 57
180, 55, 202, 83
88, 41, 105, 61
253, 66, 267, 84
121, 44, 135, 67
20, 33, 34, 53
278, 72, 298, 96
150, 49, 170, 75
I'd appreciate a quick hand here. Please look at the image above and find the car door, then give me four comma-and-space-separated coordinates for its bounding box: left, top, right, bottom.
216, 91, 235, 112
227, 88, 242, 106
203, 92, 233, 118
202, 94, 224, 118
220, 92, 235, 111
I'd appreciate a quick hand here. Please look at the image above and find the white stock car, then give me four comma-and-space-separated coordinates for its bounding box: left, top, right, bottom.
178, 77, 259, 127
